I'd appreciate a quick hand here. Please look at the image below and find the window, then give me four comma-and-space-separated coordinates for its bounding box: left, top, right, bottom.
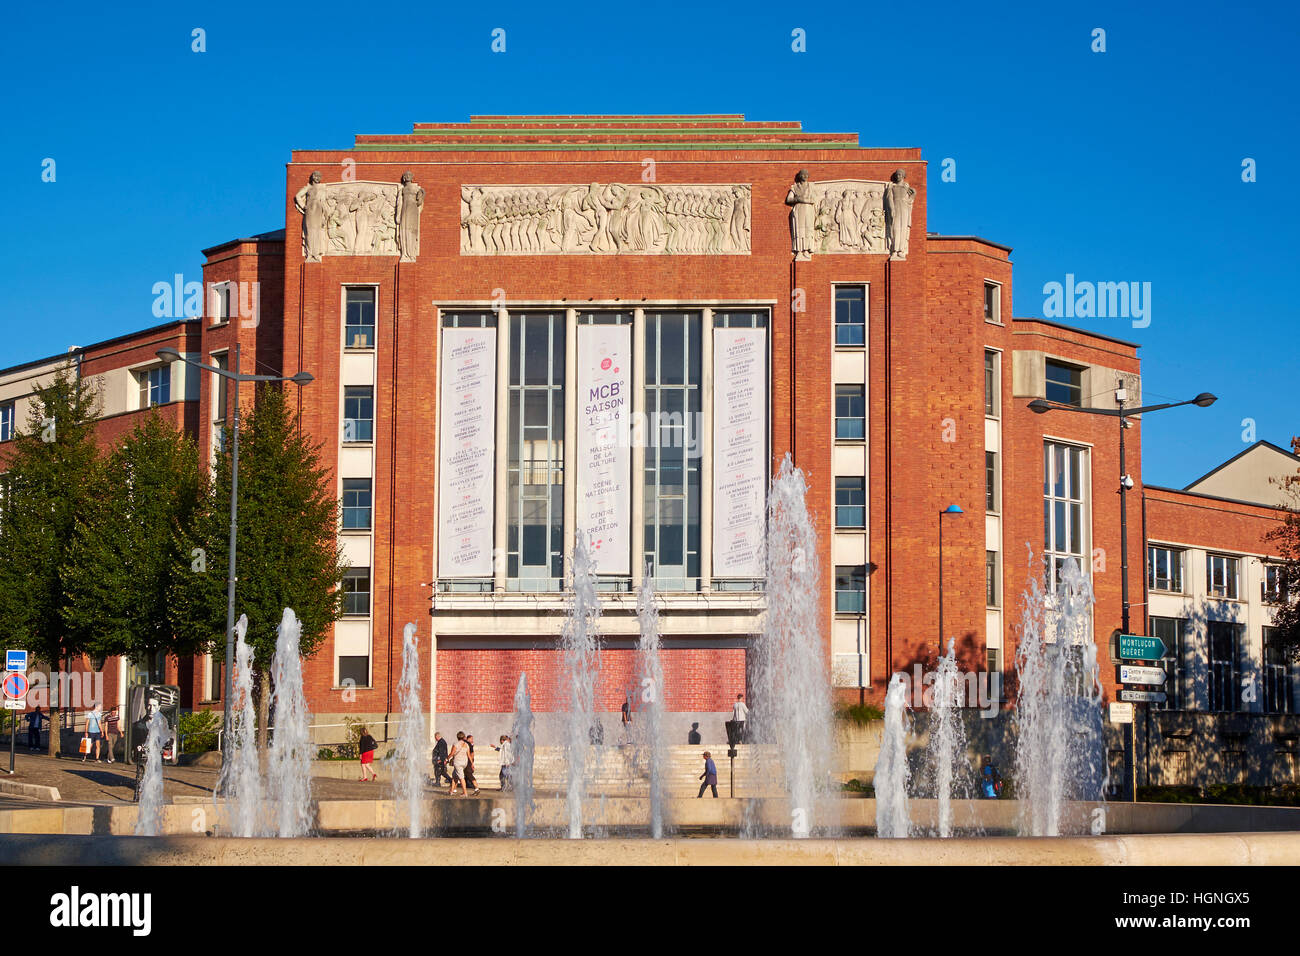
984, 351, 999, 416
983, 282, 1001, 323
834, 285, 866, 346
1147, 545, 1183, 593
342, 478, 372, 530
338, 656, 370, 688
508, 312, 565, 589
210, 282, 233, 324
442, 311, 497, 328
835, 565, 866, 614
345, 288, 376, 349
985, 452, 998, 512
211, 353, 229, 422
1206, 553, 1239, 599
835, 477, 866, 528
0, 401, 13, 442
714, 309, 769, 329
1263, 564, 1287, 604
1207, 621, 1243, 712
1264, 627, 1295, 714
206, 654, 223, 702
137, 365, 171, 408
835, 385, 865, 440
342, 567, 371, 616
644, 311, 702, 590
1043, 442, 1087, 591
1045, 360, 1082, 407
1149, 616, 1184, 710
343, 386, 374, 443
986, 551, 999, 607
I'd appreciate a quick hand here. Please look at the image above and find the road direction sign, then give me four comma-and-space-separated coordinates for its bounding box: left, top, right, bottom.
1120, 689, 1166, 703
1109, 702, 1135, 724
2, 672, 29, 700
1119, 664, 1167, 686
5, 650, 27, 672
1117, 634, 1165, 662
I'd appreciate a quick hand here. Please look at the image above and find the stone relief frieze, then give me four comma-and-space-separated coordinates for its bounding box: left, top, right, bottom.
785, 170, 914, 260
294, 171, 424, 262
459, 183, 751, 255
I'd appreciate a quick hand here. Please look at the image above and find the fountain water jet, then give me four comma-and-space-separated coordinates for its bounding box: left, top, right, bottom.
561, 530, 602, 839
134, 711, 169, 836
267, 608, 314, 837
751, 454, 836, 838
511, 672, 536, 839
218, 614, 263, 836
391, 622, 427, 838
927, 638, 970, 837
1014, 555, 1106, 836
635, 567, 668, 839
874, 673, 912, 838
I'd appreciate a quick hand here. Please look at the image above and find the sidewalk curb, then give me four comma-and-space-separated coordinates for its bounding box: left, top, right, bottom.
0, 779, 62, 801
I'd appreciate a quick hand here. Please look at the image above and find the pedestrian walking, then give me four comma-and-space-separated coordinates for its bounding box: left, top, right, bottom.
492, 735, 514, 791
103, 706, 121, 763
358, 726, 379, 781
697, 751, 719, 798
621, 697, 632, 743
448, 731, 469, 796
431, 731, 452, 787
82, 706, 105, 763
26, 706, 43, 751
731, 693, 748, 742
464, 733, 480, 795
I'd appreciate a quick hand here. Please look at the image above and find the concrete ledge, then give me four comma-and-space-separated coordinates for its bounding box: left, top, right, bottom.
0, 832, 1296, 866
0, 779, 61, 801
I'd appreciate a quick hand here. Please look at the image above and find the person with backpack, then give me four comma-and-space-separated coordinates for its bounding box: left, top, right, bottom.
358, 726, 379, 782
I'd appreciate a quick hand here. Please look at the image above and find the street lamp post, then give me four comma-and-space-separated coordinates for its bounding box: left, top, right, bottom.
1029, 385, 1215, 801
939, 505, 964, 651
156, 344, 313, 758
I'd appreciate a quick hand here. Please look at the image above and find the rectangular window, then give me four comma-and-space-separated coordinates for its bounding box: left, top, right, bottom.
211, 352, 229, 422
338, 656, 370, 688
983, 282, 1001, 323
342, 566, 371, 616
984, 350, 999, 416
1043, 441, 1087, 591
834, 285, 866, 346
835, 565, 866, 614
206, 654, 223, 702
343, 386, 374, 443
0, 401, 13, 442
986, 452, 998, 512
344, 288, 376, 349
341, 478, 372, 530
1263, 564, 1287, 604
834, 384, 865, 440
1264, 627, 1295, 715
835, 476, 866, 528
1206, 553, 1239, 599
508, 312, 565, 590
1045, 360, 1083, 407
1147, 545, 1184, 593
137, 366, 171, 408
211, 282, 233, 324
1207, 621, 1243, 712
441, 311, 497, 328
644, 311, 702, 590
986, 551, 999, 607
1149, 616, 1185, 711
714, 309, 769, 329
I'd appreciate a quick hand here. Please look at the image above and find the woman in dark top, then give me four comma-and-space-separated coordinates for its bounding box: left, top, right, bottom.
358, 726, 379, 782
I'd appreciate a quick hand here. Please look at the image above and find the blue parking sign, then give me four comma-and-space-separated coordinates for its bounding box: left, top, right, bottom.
6, 650, 27, 672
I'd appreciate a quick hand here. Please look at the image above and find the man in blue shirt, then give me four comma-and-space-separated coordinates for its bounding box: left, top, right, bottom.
697, 751, 718, 798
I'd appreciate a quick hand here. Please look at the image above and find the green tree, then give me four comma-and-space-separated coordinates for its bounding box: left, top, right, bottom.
172, 385, 345, 741
63, 413, 205, 669
0, 364, 102, 754
1265, 436, 1300, 663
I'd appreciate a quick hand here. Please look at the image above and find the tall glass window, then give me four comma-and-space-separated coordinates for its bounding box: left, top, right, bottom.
1207, 621, 1243, 712
835, 385, 865, 439
343, 387, 374, 443
345, 288, 376, 348
508, 312, 565, 590
644, 311, 702, 590
1264, 627, 1295, 714
834, 286, 866, 346
1043, 441, 1087, 590
1149, 616, 1185, 710
342, 479, 372, 530
138, 366, 170, 408
0, 401, 14, 442
984, 350, 999, 416
1148, 545, 1184, 592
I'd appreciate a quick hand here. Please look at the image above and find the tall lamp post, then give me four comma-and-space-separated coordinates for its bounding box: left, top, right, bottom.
156, 344, 313, 755
1029, 385, 1215, 801
938, 505, 964, 651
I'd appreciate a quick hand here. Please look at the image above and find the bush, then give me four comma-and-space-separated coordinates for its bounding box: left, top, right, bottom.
841, 778, 874, 794
836, 703, 884, 726
179, 710, 222, 754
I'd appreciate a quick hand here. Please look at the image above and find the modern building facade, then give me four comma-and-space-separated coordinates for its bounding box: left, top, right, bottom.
0, 115, 1294, 779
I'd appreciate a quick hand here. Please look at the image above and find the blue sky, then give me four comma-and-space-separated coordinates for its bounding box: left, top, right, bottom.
2, 0, 1295, 486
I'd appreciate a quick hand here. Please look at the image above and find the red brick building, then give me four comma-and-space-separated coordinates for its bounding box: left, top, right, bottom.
2, 116, 1294, 769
